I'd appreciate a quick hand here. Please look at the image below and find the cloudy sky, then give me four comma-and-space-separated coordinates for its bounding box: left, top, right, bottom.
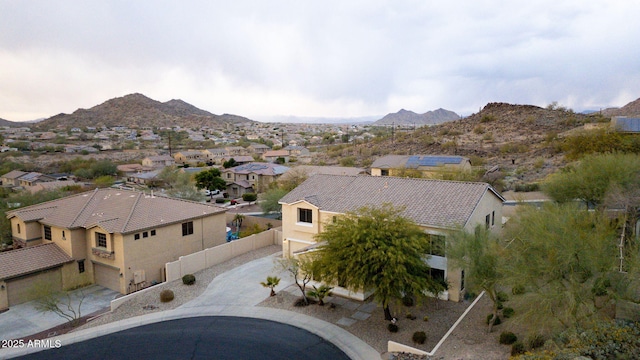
1, 1, 639, 122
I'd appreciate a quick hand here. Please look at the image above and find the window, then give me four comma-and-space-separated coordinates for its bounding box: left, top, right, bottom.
485, 214, 491, 229
96, 232, 107, 248
460, 270, 465, 291
17, 224, 20, 234
491, 211, 495, 226
78, 260, 85, 273
134, 233, 140, 240
430, 268, 445, 283
298, 208, 312, 224
143, 231, 148, 238
381, 169, 389, 176
62, 230, 66, 239
182, 221, 194, 236
44, 225, 52, 240
427, 234, 446, 257
151, 229, 156, 236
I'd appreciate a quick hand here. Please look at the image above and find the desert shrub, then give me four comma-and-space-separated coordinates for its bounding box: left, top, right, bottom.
502, 307, 514, 318
441, 141, 457, 150
387, 323, 399, 333
528, 334, 545, 349
160, 289, 175, 303
242, 193, 257, 202
473, 125, 486, 134
412, 331, 427, 344
402, 295, 415, 307
512, 285, 525, 295
182, 274, 196, 285
514, 183, 540, 192
499, 142, 528, 154
497, 291, 509, 302
591, 277, 611, 296
511, 341, 525, 356
487, 314, 501, 325
480, 114, 496, 123
560, 320, 640, 359
423, 315, 429, 322
482, 132, 494, 141
499, 331, 518, 345
464, 291, 477, 301
405, 313, 416, 320
468, 155, 486, 167
497, 301, 504, 310
215, 198, 226, 203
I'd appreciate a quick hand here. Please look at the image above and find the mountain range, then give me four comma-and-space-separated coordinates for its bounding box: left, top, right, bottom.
373, 108, 460, 126
30, 93, 254, 130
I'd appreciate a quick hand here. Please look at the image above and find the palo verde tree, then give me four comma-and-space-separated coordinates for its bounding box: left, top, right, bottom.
194, 168, 227, 193
544, 153, 640, 208
447, 225, 504, 332
502, 203, 621, 333
312, 203, 433, 320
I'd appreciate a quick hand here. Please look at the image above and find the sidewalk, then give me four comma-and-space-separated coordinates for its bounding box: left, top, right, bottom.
1, 253, 380, 360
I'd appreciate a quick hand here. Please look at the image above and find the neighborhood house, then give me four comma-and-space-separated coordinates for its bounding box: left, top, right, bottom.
1, 188, 227, 310
279, 174, 504, 302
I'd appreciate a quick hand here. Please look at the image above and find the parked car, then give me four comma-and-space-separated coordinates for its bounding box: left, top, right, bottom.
204, 189, 221, 196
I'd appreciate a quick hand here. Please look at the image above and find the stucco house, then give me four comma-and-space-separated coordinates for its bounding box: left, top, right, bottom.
1, 170, 28, 187
174, 150, 206, 165
2, 188, 227, 310
278, 174, 504, 302
262, 150, 290, 163
221, 162, 289, 197
371, 155, 471, 178
142, 155, 176, 168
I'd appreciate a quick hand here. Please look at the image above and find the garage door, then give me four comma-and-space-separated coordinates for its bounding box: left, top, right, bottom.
94, 263, 121, 293
7, 268, 62, 306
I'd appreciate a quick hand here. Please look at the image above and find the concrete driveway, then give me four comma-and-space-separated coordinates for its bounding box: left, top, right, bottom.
0, 285, 118, 341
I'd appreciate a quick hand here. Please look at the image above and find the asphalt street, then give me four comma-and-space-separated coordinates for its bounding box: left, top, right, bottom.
15, 316, 350, 360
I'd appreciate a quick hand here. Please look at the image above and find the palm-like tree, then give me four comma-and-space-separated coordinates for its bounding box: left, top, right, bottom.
307, 284, 333, 306
260, 276, 281, 297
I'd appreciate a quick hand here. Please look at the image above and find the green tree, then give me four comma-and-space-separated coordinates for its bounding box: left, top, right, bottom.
194, 168, 226, 193
90, 160, 117, 178
447, 225, 504, 332
277, 257, 314, 305
312, 204, 433, 320
544, 153, 640, 208
502, 203, 620, 332
223, 158, 238, 168
159, 168, 201, 201
259, 187, 289, 216
260, 276, 281, 297
31, 281, 86, 326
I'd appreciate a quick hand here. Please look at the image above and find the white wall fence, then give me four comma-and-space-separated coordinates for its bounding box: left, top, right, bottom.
111, 228, 282, 311
165, 228, 282, 282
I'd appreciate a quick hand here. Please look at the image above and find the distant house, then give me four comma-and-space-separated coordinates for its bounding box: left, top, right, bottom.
174, 150, 206, 165
1, 170, 28, 187
142, 155, 175, 169
25, 180, 81, 194
279, 175, 505, 302
612, 116, 640, 133
371, 155, 471, 177
17, 172, 57, 187
283, 145, 310, 156
220, 155, 254, 166
126, 170, 162, 186
248, 143, 271, 155
262, 150, 290, 163
203, 148, 230, 164
222, 162, 289, 197
2, 188, 227, 310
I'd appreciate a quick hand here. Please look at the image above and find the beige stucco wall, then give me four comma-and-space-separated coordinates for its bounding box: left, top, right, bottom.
121, 213, 226, 292
463, 190, 503, 234
9, 218, 42, 246
61, 261, 92, 290
0, 280, 7, 311
87, 227, 125, 293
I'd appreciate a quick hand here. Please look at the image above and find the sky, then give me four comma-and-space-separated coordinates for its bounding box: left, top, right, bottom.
1, 1, 640, 122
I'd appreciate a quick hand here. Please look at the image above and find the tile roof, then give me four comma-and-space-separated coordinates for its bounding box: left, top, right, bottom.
280, 175, 504, 229
0, 243, 73, 280
7, 188, 226, 234
1, 170, 27, 179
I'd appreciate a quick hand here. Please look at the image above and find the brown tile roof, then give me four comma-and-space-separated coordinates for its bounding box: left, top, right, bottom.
280, 175, 504, 229
1, 170, 27, 179
0, 243, 73, 280
7, 188, 226, 234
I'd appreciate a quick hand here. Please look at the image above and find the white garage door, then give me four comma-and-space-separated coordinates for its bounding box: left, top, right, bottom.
94, 263, 120, 293
7, 268, 62, 306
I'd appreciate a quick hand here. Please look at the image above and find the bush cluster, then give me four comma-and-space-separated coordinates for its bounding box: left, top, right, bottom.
486, 314, 501, 326
242, 193, 257, 202
412, 331, 427, 344
402, 295, 415, 307
502, 307, 514, 318
511, 341, 525, 356
182, 274, 196, 285
160, 289, 175, 303
499, 331, 517, 345
387, 323, 399, 333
